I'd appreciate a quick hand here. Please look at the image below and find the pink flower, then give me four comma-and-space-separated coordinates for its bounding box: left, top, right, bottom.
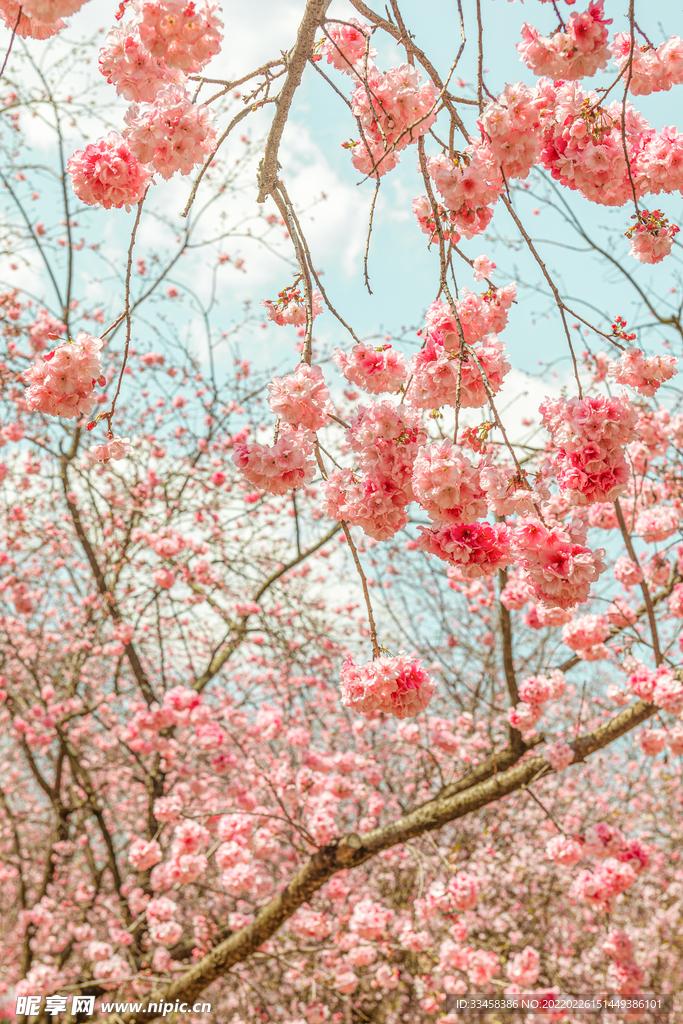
27, 309, 66, 352
517, 1, 611, 80
603, 929, 633, 962
446, 873, 479, 910
639, 727, 667, 756
0, 1, 65, 38
135, 0, 223, 72
267, 364, 330, 431
149, 920, 182, 946
332, 343, 407, 395
339, 653, 435, 719
91, 955, 129, 990
467, 949, 499, 986
609, 346, 677, 394
472, 255, 497, 281
88, 437, 134, 464
123, 85, 216, 179
626, 210, 680, 265
634, 505, 679, 542
614, 556, 643, 586
518, 674, 556, 706
574, 858, 637, 907
667, 724, 683, 756
506, 946, 540, 987
561, 613, 610, 651
67, 133, 152, 209
500, 576, 533, 610
612, 31, 683, 95
349, 64, 437, 179
427, 144, 502, 237
233, 426, 316, 495
610, 960, 647, 996
546, 834, 583, 865
129, 838, 162, 871
25, 332, 104, 420
652, 669, 683, 715
508, 701, 542, 736
335, 970, 358, 994
583, 821, 625, 858
417, 520, 514, 577
514, 517, 607, 609
19, 0, 88, 18
153, 568, 176, 590
319, 18, 375, 72
545, 738, 574, 771
99, 25, 177, 102
263, 286, 323, 327
412, 441, 487, 524
350, 899, 394, 940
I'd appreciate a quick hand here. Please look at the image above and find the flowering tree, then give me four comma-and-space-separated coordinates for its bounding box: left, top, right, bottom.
2, 1, 683, 1023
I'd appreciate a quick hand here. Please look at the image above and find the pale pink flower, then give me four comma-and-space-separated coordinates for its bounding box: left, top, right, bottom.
0, 0, 64, 37
609, 346, 677, 395
99, 25, 177, 102
319, 18, 375, 72
25, 332, 104, 420
517, 1, 611, 80
417, 520, 514, 577
128, 838, 162, 871
339, 653, 435, 719
412, 440, 487, 524
88, 437, 134, 464
267, 364, 330, 431
634, 505, 679, 542
545, 738, 574, 771
561, 613, 610, 651
614, 555, 643, 586
233, 426, 316, 495
123, 85, 216, 179
134, 0, 223, 72
506, 946, 540, 987
546, 834, 583, 866
603, 929, 633, 962
639, 727, 667, 756
332, 343, 407, 395
67, 133, 152, 209
472, 254, 496, 281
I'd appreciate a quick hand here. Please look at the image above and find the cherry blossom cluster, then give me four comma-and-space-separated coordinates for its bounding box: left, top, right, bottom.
332, 343, 407, 395
339, 653, 436, 719
24, 333, 105, 420
625, 208, 680, 265
262, 286, 323, 327
508, 670, 566, 738
66, 133, 153, 210
611, 32, 683, 95
517, 1, 612, 80
540, 393, 638, 506
0, 0, 89, 38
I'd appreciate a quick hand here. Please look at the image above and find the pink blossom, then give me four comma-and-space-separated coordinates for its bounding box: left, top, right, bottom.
332, 343, 407, 395
479, 82, 544, 179
667, 723, 683, 755
99, 25, 177, 102
508, 701, 542, 736
561, 613, 610, 651
603, 929, 633, 962
91, 955, 129, 990
418, 520, 514, 577
652, 669, 683, 715
574, 858, 637, 907
611, 32, 683, 95
412, 441, 487, 524
319, 18, 375, 72
639, 727, 667, 756
610, 960, 647, 995
339, 653, 435, 719
518, 674, 556, 706
233, 427, 316, 495
263, 287, 323, 327
67, 133, 152, 210
634, 505, 679, 542
610, 346, 678, 394
349, 64, 436, 179
153, 567, 175, 590
514, 516, 607, 609
445, 873, 479, 910
546, 834, 583, 865
20, 0, 89, 18
149, 919, 182, 946
517, 1, 611, 80
267, 364, 330, 431
349, 898, 394, 940
500, 576, 533, 610
506, 946, 540, 987
467, 949, 499, 986
88, 436, 134, 464
25, 332, 104, 420
27, 309, 66, 352
134, 0, 223, 72
129, 838, 162, 871
0, 1, 65, 38
545, 738, 574, 771
614, 556, 643, 586
427, 144, 502, 237
472, 255, 496, 281
123, 85, 216, 179
583, 821, 625, 858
